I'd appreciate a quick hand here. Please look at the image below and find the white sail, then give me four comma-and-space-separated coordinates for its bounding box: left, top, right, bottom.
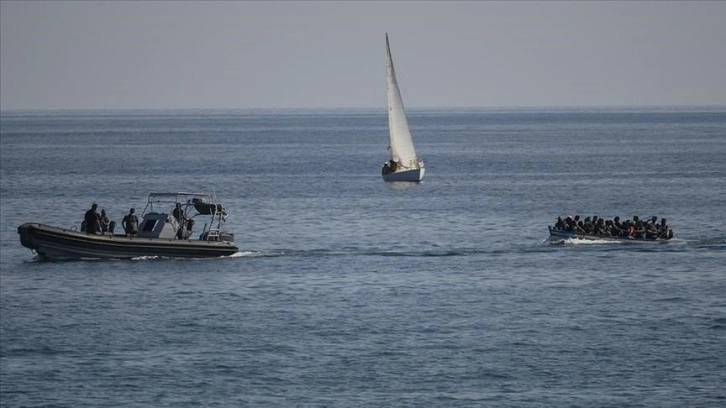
386, 34, 419, 169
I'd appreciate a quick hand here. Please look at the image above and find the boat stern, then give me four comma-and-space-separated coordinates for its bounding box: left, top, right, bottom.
382, 167, 424, 182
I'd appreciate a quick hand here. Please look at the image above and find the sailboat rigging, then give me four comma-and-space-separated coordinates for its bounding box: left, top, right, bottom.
381, 33, 425, 182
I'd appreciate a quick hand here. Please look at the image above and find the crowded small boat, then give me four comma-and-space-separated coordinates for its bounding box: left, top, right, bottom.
549, 215, 674, 241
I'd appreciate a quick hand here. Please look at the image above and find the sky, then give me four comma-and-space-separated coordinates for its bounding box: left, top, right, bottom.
1, 1, 725, 110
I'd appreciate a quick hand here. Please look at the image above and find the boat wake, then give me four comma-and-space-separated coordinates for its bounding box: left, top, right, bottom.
127, 250, 267, 261
244, 247, 489, 259
548, 237, 626, 246
228, 250, 269, 258
692, 236, 726, 249
546, 235, 725, 250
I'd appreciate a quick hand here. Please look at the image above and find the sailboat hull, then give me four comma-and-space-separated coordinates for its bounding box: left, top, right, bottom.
382, 167, 425, 182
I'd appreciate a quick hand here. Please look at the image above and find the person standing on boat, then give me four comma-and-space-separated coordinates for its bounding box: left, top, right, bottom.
84, 203, 101, 235
122, 208, 139, 236
172, 202, 190, 239
173, 202, 184, 223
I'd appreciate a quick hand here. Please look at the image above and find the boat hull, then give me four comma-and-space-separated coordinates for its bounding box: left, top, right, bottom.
18, 223, 238, 260
548, 226, 670, 242
382, 167, 425, 182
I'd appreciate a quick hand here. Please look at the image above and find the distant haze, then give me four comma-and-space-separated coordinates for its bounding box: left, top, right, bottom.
1, 1, 725, 110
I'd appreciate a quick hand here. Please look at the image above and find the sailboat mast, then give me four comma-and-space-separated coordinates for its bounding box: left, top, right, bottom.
385, 33, 417, 167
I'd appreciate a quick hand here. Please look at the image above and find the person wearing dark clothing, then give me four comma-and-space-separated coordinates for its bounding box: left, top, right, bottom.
611, 216, 625, 237
658, 218, 673, 239
172, 202, 187, 239
84, 203, 101, 235
553, 214, 673, 240
565, 216, 575, 231
594, 218, 606, 235
122, 208, 139, 236
173, 203, 184, 222
555, 217, 565, 230
634, 221, 646, 239
645, 221, 658, 239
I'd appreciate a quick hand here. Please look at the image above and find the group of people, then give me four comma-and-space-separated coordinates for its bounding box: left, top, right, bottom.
82, 203, 114, 235
553, 214, 674, 240
83, 203, 138, 236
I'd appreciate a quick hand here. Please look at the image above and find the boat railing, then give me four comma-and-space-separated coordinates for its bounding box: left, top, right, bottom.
397, 158, 422, 170
207, 227, 221, 240
140, 192, 230, 242
198, 222, 224, 241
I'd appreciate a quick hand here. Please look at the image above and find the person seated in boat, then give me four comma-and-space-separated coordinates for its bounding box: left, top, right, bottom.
619, 218, 633, 238
609, 217, 624, 237
590, 216, 600, 235
554, 217, 565, 230
622, 220, 632, 237
84, 203, 101, 235
657, 218, 673, 239
176, 218, 195, 240
564, 216, 580, 232
603, 220, 615, 236
564, 216, 575, 231
634, 220, 646, 239
648, 216, 658, 226
582, 217, 593, 234
122, 208, 139, 236
624, 219, 644, 239
100, 209, 110, 233
644, 221, 659, 239
593, 218, 607, 236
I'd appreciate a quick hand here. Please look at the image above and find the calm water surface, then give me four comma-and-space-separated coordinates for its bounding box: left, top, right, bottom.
1, 107, 725, 406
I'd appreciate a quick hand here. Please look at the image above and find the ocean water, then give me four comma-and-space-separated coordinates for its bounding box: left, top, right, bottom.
1, 107, 725, 407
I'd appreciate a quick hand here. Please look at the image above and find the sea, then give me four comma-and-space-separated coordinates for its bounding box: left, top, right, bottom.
1, 106, 725, 407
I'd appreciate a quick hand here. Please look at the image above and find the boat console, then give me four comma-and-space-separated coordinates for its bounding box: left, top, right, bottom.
137, 212, 186, 239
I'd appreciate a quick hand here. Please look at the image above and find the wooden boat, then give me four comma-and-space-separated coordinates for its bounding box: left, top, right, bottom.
18, 192, 238, 260
548, 226, 672, 242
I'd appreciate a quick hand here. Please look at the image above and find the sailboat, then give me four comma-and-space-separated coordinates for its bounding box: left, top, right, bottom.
381, 33, 425, 182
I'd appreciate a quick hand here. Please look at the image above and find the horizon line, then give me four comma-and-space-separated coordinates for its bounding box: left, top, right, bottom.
2, 104, 725, 114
